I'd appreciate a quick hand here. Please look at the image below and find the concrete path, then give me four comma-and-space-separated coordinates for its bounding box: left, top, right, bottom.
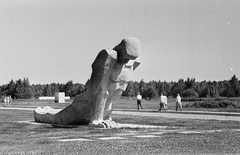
0, 107, 36, 111
1, 106, 240, 122
113, 110, 240, 122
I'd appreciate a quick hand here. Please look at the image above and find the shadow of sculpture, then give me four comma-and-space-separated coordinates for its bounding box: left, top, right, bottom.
34, 37, 141, 128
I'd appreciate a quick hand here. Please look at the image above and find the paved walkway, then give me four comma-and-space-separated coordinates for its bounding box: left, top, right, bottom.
1, 106, 240, 122
113, 110, 240, 122
44, 128, 240, 142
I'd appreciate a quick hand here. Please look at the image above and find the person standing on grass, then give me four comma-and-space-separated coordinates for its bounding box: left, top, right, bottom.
159, 93, 168, 111
9, 95, 12, 106
176, 94, 182, 111
163, 94, 168, 110
137, 92, 143, 110
3, 96, 7, 106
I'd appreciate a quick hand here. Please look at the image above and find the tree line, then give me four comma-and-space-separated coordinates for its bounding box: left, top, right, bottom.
0, 75, 240, 99
122, 74, 240, 99
0, 78, 85, 99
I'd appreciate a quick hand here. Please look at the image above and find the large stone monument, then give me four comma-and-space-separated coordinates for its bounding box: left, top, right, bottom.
34, 37, 141, 128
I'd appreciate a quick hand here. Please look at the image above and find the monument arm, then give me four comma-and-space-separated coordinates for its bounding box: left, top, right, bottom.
90, 49, 118, 95
90, 49, 118, 125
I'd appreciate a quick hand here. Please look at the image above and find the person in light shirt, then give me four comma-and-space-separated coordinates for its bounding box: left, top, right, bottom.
176, 94, 182, 111
163, 95, 168, 110
136, 92, 143, 110
159, 93, 168, 111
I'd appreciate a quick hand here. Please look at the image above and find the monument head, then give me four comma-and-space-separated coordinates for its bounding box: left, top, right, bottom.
113, 37, 141, 63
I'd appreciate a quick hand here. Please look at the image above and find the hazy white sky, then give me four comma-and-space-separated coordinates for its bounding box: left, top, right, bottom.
1, 0, 240, 84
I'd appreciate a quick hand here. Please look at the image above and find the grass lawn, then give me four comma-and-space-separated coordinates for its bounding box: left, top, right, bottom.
10, 97, 240, 112
1, 99, 240, 154
116, 97, 240, 113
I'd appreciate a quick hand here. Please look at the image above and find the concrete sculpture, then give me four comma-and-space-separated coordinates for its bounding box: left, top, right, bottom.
34, 37, 141, 128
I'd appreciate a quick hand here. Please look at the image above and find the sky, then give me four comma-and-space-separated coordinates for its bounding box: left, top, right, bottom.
0, 0, 240, 85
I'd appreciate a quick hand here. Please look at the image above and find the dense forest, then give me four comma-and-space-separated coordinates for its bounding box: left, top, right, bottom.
0, 75, 239, 99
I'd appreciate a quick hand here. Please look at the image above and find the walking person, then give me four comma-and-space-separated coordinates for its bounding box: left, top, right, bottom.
3, 96, 7, 106
159, 93, 167, 111
9, 95, 12, 106
137, 92, 143, 110
163, 94, 168, 111
176, 94, 182, 111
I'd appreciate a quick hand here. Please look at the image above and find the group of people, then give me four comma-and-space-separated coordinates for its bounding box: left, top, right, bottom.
136, 93, 182, 111
3, 95, 12, 106
159, 93, 168, 111
159, 93, 182, 111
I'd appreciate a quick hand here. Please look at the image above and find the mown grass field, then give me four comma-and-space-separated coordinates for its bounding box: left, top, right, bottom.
7, 97, 240, 112
1, 98, 240, 154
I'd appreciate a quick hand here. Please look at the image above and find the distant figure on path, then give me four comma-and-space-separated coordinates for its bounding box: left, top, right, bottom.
159, 94, 168, 111
164, 95, 168, 110
3, 96, 7, 106
137, 92, 143, 110
176, 94, 182, 111
3, 95, 11, 106
9, 96, 12, 106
